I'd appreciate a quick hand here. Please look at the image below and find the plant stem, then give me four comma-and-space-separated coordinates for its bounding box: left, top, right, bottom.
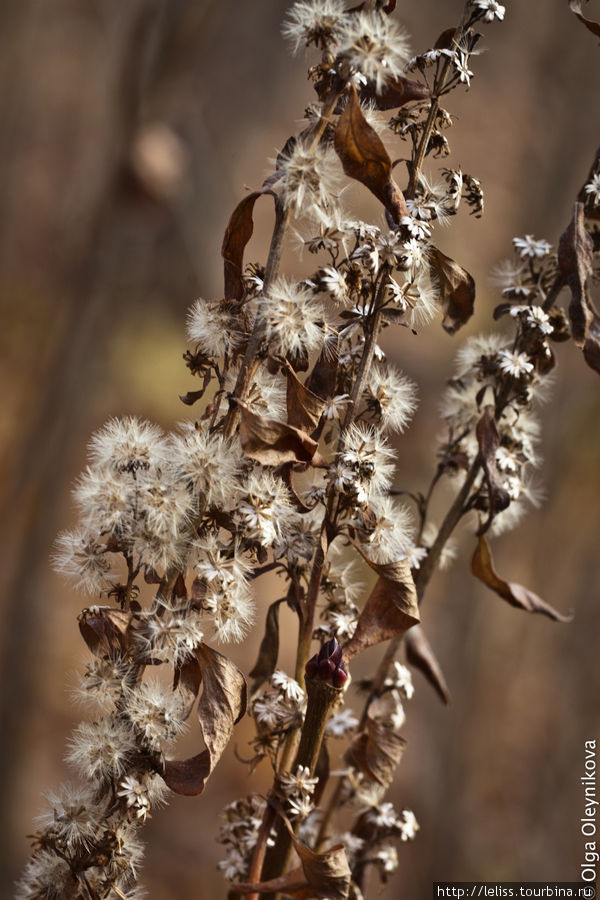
261, 678, 343, 896
316, 457, 480, 849
222, 87, 344, 441
407, 3, 473, 199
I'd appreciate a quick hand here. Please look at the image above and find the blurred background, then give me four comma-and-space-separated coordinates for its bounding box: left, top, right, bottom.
1, 1, 599, 897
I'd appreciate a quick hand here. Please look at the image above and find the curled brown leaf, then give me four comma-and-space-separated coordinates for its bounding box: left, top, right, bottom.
222, 189, 276, 300
475, 405, 511, 530
558, 202, 600, 374
429, 245, 475, 335
237, 401, 325, 467
343, 543, 419, 661
78, 607, 134, 659
568, 0, 600, 38
471, 534, 574, 624
359, 76, 430, 111
234, 803, 350, 898
347, 714, 406, 788
334, 87, 408, 223
405, 624, 451, 705
285, 361, 326, 434
162, 645, 247, 795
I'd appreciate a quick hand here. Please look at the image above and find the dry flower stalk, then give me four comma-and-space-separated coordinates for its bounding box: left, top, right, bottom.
19, 1, 600, 898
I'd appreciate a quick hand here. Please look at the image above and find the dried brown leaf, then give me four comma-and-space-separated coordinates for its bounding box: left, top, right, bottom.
429, 245, 475, 334
569, 0, 600, 37
222, 190, 275, 300
405, 624, 451, 705
237, 401, 322, 466
471, 534, 573, 623
234, 820, 350, 899
344, 545, 419, 661
347, 715, 406, 788
285, 361, 326, 433
334, 87, 408, 223
78, 607, 134, 658
249, 598, 285, 696
434, 27, 458, 49
306, 346, 340, 401
558, 202, 600, 373
476, 405, 510, 530
360, 76, 430, 111
559, 202, 595, 345
163, 645, 247, 795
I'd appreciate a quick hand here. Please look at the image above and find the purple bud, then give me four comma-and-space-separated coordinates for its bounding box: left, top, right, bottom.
318, 658, 336, 680
330, 641, 343, 666
332, 665, 348, 688
305, 654, 319, 679
318, 643, 329, 663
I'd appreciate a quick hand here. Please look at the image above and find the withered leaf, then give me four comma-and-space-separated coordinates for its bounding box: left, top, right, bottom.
471, 534, 573, 624
249, 598, 285, 696
222, 190, 276, 300
237, 401, 325, 466
344, 544, 419, 661
429, 245, 475, 334
281, 464, 317, 513
306, 345, 339, 401
434, 27, 458, 49
558, 202, 600, 374
569, 0, 600, 37
234, 812, 350, 899
163, 644, 247, 795
405, 624, 451, 705
476, 405, 510, 530
78, 607, 134, 658
285, 361, 326, 433
559, 202, 594, 345
334, 87, 408, 223
360, 76, 429, 111
179, 389, 206, 406
347, 715, 406, 788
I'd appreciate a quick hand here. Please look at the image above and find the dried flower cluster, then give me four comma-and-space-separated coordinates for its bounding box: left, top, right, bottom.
20, 1, 600, 898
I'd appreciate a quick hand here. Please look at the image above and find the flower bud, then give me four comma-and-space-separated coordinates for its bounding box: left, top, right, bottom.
305, 637, 346, 687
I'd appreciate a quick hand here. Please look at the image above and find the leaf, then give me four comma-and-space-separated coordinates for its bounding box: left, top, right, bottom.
429, 245, 475, 334
360, 76, 430, 111
569, 0, 600, 38
343, 544, 419, 661
471, 534, 574, 624
78, 607, 134, 659
285, 361, 326, 433
558, 202, 600, 374
475, 405, 510, 530
162, 644, 247, 795
237, 400, 325, 466
347, 715, 406, 788
222, 190, 275, 300
249, 598, 285, 696
233, 811, 350, 898
334, 87, 408, 224
405, 624, 451, 705
306, 346, 340, 401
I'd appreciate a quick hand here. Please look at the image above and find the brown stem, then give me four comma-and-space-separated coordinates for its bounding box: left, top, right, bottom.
413, 457, 481, 599
261, 678, 343, 896
316, 458, 481, 849
222, 87, 344, 441
406, 3, 473, 199
244, 803, 278, 900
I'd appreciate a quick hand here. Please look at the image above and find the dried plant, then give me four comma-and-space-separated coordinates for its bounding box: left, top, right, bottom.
19, 1, 600, 898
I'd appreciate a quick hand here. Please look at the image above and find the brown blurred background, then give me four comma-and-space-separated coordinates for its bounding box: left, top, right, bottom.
1, 1, 598, 897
